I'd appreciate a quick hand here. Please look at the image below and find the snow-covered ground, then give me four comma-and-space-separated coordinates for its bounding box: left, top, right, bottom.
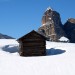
0, 39, 75, 75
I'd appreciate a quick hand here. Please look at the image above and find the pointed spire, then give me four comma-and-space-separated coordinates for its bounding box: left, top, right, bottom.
46, 6, 53, 11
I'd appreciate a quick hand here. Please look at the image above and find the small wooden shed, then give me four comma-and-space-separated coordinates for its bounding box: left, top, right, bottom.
17, 30, 46, 56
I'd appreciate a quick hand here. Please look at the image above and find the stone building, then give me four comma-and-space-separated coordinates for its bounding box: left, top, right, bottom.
38, 7, 66, 41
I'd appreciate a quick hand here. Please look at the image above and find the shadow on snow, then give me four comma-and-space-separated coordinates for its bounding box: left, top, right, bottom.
46, 48, 66, 56
2, 45, 66, 56
2, 45, 19, 53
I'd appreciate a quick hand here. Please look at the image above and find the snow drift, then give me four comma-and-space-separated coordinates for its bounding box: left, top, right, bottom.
0, 39, 75, 75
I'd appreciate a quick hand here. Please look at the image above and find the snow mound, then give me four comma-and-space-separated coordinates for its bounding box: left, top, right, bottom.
59, 36, 69, 42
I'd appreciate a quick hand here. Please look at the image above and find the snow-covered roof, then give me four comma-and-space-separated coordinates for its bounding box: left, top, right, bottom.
59, 36, 69, 41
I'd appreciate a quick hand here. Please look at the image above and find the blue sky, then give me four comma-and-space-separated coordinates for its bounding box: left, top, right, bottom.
0, 0, 75, 39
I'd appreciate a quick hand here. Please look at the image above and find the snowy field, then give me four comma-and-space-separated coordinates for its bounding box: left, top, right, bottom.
0, 39, 75, 75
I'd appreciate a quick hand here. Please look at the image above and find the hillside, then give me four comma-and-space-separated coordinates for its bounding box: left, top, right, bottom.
0, 33, 14, 39
0, 39, 75, 75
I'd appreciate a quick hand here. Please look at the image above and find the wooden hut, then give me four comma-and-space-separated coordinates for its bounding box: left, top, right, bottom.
17, 30, 46, 56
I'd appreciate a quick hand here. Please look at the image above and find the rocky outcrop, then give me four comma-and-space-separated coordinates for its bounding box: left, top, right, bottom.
64, 18, 75, 43
38, 7, 66, 41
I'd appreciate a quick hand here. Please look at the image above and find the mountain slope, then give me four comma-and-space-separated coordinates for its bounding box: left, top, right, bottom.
0, 33, 14, 39
64, 18, 75, 43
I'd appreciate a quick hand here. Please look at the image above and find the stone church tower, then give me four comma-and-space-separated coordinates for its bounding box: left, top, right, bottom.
38, 7, 66, 41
